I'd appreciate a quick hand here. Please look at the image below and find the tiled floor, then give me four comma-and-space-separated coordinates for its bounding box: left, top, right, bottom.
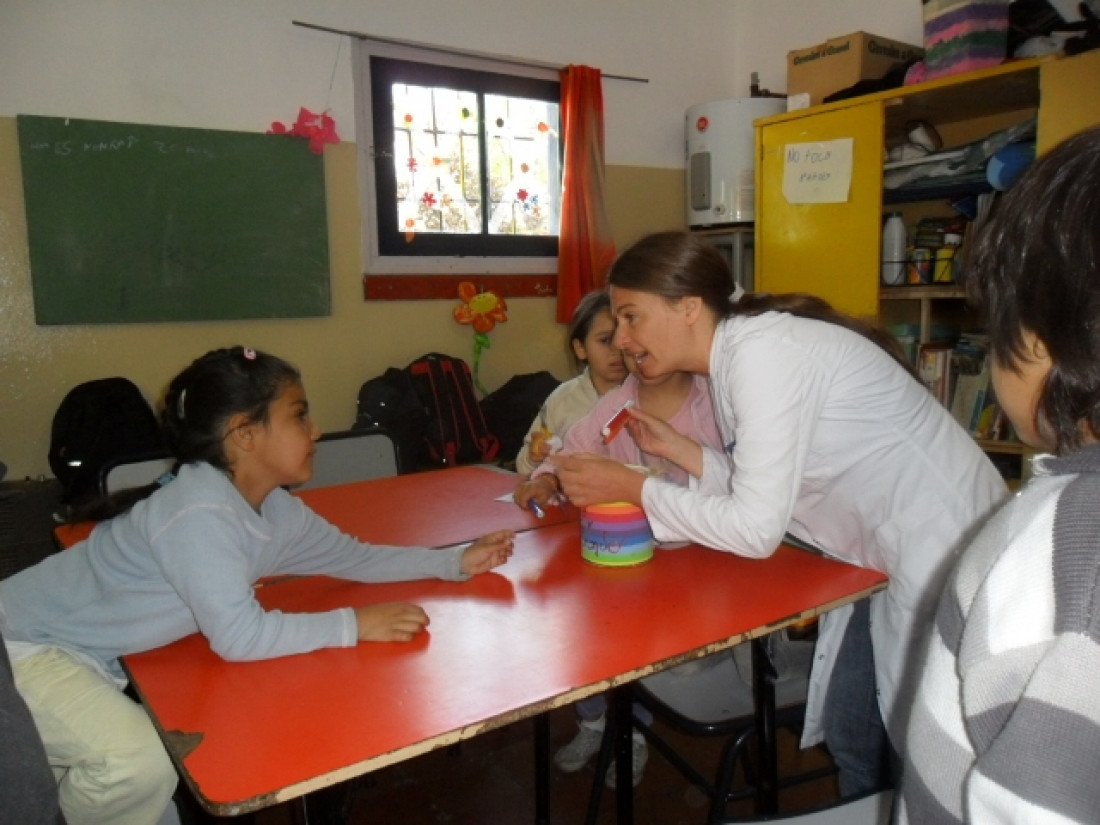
248, 702, 839, 825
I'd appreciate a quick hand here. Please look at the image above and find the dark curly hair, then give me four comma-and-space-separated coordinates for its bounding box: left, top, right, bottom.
965, 126, 1100, 452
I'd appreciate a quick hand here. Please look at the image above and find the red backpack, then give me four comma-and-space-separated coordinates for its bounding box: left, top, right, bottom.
405, 354, 500, 468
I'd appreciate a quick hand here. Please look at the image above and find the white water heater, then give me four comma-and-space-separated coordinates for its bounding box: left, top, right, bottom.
686, 97, 785, 227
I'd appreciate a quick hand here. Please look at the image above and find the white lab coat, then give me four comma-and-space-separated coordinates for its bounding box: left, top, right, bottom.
641, 313, 1007, 749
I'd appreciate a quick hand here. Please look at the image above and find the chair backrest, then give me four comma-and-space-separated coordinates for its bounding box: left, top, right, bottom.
99, 451, 175, 497
295, 429, 400, 491
640, 635, 814, 724
720, 789, 894, 824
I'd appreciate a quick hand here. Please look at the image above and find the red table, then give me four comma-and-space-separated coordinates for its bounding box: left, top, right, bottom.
122, 467, 887, 818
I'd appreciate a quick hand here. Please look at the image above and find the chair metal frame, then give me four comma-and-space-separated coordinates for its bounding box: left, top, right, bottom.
584, 635, 835, 825
717, 788, 894, 824
98, 450, 175, 497
294, 428, 402, 491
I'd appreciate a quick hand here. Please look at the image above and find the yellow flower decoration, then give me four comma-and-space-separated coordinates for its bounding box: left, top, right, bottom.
454, 281, 508, 395
453, 281, 508, 333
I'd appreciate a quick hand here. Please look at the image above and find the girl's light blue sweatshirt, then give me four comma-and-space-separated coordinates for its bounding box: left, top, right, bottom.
0, 462, 466, 681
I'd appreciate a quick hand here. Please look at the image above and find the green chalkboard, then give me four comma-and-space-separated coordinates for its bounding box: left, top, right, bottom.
18, 115, 330, 324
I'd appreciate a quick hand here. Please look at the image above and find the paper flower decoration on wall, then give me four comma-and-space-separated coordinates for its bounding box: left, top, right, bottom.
454, 281, 508, 332
454, 281, 508, 394
268, 107, 339, 154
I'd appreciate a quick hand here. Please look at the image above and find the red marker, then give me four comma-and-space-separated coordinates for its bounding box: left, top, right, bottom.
600, 400, 635, 444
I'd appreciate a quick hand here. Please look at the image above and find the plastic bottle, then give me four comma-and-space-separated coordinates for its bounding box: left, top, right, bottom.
881, 212, 907, 286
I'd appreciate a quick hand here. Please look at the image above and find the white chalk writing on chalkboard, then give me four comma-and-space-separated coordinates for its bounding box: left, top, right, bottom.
26, 137, 215, 159
17, 114, 330, 325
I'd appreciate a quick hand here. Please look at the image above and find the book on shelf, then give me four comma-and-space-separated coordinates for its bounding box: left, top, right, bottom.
950, 364, 990, 433
918, 334, 1020, 446
917, 342, 953, 407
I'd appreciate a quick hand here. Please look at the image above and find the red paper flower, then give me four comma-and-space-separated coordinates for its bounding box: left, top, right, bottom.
453, 281, 508, 333
421, 192, 437, 207
267, 107, 339, 155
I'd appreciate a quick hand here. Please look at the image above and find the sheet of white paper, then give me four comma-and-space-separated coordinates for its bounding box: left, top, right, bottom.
782, 138, 853, 203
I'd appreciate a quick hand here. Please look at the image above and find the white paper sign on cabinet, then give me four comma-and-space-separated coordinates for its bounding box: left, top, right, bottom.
782, 138, 853, 203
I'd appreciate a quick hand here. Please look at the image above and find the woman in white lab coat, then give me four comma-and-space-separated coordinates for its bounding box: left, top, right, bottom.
551, 232, 1007, 795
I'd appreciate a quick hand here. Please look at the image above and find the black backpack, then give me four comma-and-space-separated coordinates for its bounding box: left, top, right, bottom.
48, 377, 164, 505
355, 366, 432, 472
479, 371, 561, 466
355, 354, 500, 470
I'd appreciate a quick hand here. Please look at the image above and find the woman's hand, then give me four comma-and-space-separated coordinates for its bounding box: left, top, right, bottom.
512, 474, 560, 511
460, 529, 515, 575
549, 453, 647, 508
354, 602, 430, 642
625, 408, 705, 478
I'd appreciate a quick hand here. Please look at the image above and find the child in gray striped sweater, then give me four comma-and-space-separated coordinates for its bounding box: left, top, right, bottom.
898, 125, 1100, 824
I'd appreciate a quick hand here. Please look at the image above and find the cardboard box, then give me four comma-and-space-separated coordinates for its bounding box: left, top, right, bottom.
786, 32, 923, 108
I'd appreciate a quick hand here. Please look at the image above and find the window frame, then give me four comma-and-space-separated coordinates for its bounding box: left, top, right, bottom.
352, 39, 562, 296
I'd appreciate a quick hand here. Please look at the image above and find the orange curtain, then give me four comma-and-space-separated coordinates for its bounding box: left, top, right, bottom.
556, 65, 616, 323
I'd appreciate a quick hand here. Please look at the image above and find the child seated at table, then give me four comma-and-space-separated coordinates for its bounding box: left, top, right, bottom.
514, 356, 724, 788
0, 346, 514, 825
514, 289, 627, 475
898, 126, 1100, 823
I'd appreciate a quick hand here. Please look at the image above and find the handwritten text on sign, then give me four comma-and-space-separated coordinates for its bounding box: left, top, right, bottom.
782, 138, 853, 203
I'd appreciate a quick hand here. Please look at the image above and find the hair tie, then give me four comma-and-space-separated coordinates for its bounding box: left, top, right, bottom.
176, 388, 187, 419
243, 347, 257, 360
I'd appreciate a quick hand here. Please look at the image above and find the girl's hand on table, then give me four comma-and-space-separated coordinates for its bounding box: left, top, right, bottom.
512, 475, 561, 511
549, 453, 646, 508
460, 530, 515, 575
355, 602, 429, 642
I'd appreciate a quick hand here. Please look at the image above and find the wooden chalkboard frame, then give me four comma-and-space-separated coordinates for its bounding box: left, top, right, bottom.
18, 115, 331, 324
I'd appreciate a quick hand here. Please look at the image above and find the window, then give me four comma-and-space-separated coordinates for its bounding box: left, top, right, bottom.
353, 41, 562, 286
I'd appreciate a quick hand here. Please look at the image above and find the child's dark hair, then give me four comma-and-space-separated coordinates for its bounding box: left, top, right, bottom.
608, 231, 915, 377
966, 126, 1100, 452
70, 347, 300, 522
567, 289, 613, 369
162, 347, 302, 471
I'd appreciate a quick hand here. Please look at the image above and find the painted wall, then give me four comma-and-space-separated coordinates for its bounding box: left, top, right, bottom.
0, 0, 917, 479
0, 0, 725, 479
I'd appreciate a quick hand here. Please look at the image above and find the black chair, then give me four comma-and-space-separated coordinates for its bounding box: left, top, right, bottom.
585, 633, 835, 824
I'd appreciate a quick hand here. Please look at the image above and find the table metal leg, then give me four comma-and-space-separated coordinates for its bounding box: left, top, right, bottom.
752, 635, 779, 814
611, 682, 634, 824
534, 714, 550, 825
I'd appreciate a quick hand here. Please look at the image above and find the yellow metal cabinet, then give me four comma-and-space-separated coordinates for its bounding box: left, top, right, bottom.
754, 52, 1100, 333
756, 101, 883, 319
753, 52, 1100, 485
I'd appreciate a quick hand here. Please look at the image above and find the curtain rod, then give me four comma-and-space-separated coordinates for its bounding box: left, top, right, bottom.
292, 20, 649, 84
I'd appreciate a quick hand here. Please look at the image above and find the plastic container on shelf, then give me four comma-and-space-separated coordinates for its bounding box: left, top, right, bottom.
881, 212, 907, 286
